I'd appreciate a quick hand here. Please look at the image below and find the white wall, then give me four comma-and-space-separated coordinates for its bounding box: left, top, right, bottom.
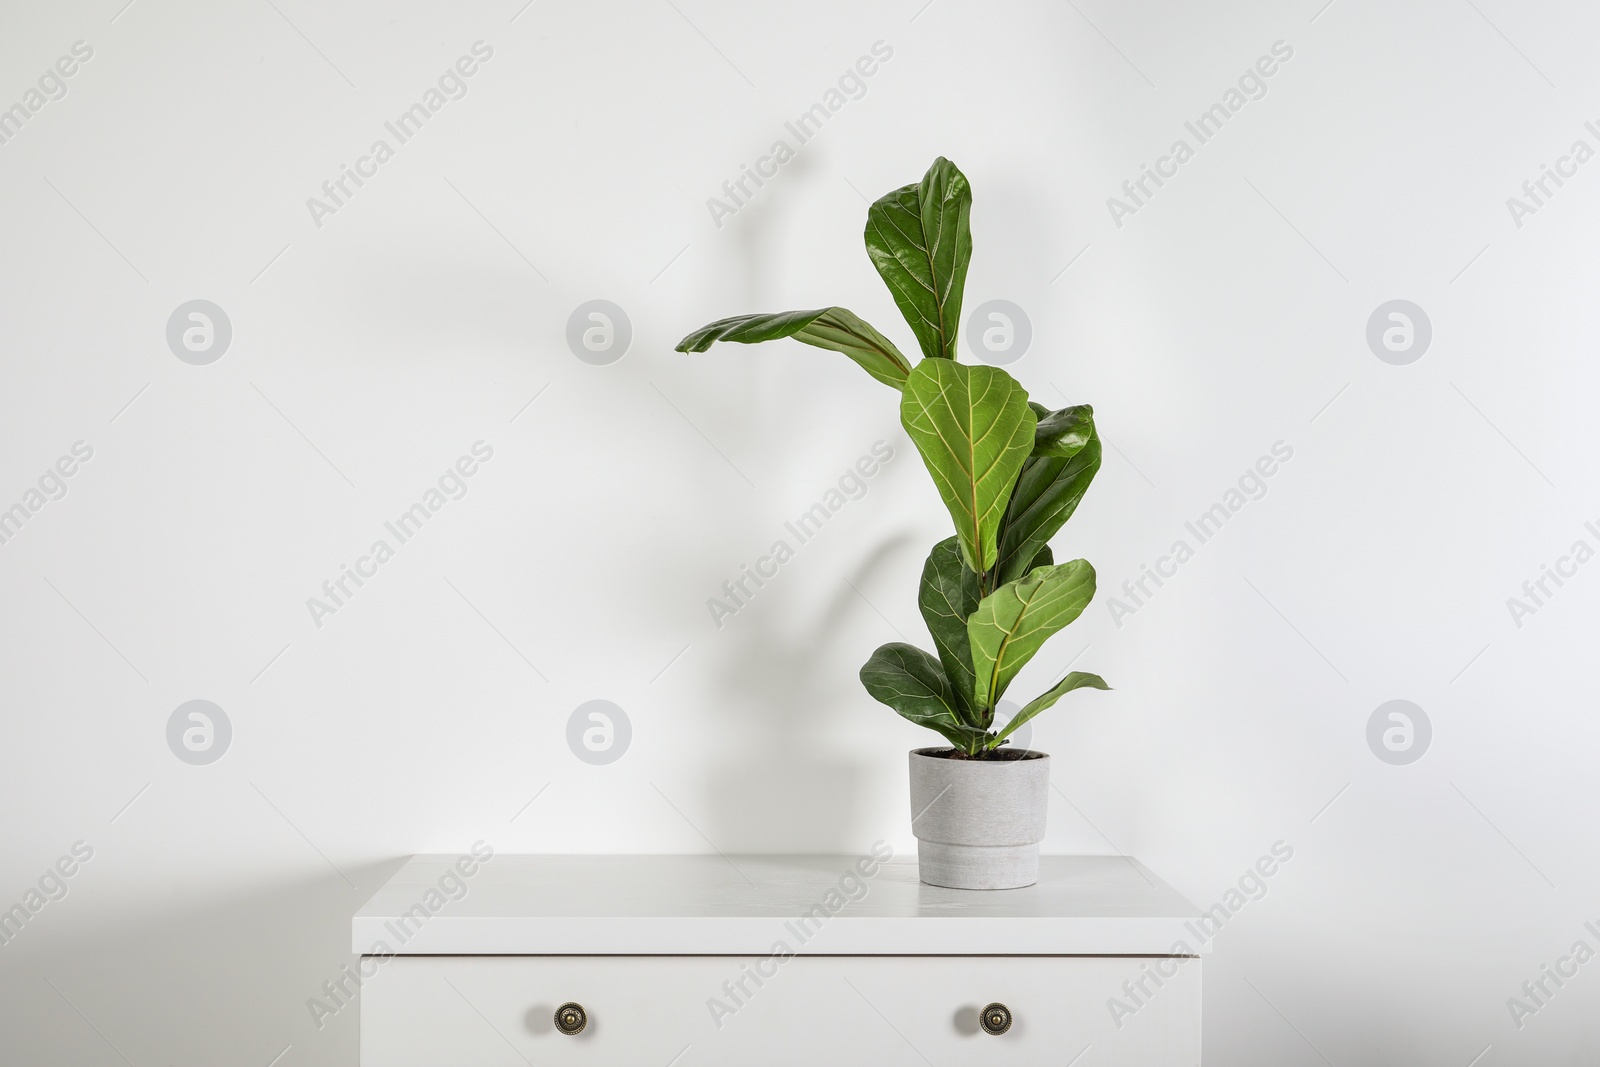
3, 0, 1598, 1062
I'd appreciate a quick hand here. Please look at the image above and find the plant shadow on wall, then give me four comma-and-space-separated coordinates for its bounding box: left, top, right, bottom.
724, 149, 825, 315
701, 535, 914, 850
671, 149, 898, 851
680, 159, 1110, 887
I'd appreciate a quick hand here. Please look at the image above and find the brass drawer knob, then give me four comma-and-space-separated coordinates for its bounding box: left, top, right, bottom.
555, 1002, 587, 1035
980, 1002, 1012, 1036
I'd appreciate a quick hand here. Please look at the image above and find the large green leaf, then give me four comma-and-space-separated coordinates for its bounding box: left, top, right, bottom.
993, 407, 1102, 586
917, 537, 981, 722
1033, 403, 1094, 459
900, 360, 1035, 574
859, 642, 980, 750
675, 307, 912, 390
864, 157, 972, 361
967, 560, 1097, 711
991, 671, 1110, 748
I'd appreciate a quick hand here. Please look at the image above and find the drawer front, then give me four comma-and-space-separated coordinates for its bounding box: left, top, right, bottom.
360, 955, 1200, 1066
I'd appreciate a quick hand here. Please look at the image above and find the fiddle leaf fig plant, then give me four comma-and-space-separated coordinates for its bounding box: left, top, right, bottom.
677, 157, 1108, 757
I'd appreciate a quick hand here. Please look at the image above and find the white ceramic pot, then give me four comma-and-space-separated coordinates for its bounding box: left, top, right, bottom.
908, 747, 1050, 890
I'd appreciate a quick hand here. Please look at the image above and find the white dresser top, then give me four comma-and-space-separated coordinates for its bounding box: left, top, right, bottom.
354, 854, 1205, 957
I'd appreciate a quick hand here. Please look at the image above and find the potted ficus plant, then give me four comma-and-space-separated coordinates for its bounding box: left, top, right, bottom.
677, 158, 1107, 890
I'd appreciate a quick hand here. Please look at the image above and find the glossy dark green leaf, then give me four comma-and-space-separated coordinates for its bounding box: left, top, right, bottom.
1034, 403, 1094, 459
991, 672, 1110, 748
860, 642, 979, 750
675, 307, 912, 390
968, 560, 1097, 711
864, 157, 972, 361
917, 537, 981, 722
993, 408, 1102, 586
901, 359, 1036, 573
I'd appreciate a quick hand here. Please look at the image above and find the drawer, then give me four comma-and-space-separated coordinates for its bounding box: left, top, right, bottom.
359, 955, 1200, 1066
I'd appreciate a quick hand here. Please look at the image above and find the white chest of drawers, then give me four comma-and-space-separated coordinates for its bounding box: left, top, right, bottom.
354, 851, 1204, 1065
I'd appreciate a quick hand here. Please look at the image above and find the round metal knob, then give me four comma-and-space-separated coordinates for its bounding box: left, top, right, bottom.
980, 1002, 1012, 1036
555, 1002, 587, 1035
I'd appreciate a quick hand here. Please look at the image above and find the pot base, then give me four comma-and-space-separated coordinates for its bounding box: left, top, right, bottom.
916, 841, 1039, 890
